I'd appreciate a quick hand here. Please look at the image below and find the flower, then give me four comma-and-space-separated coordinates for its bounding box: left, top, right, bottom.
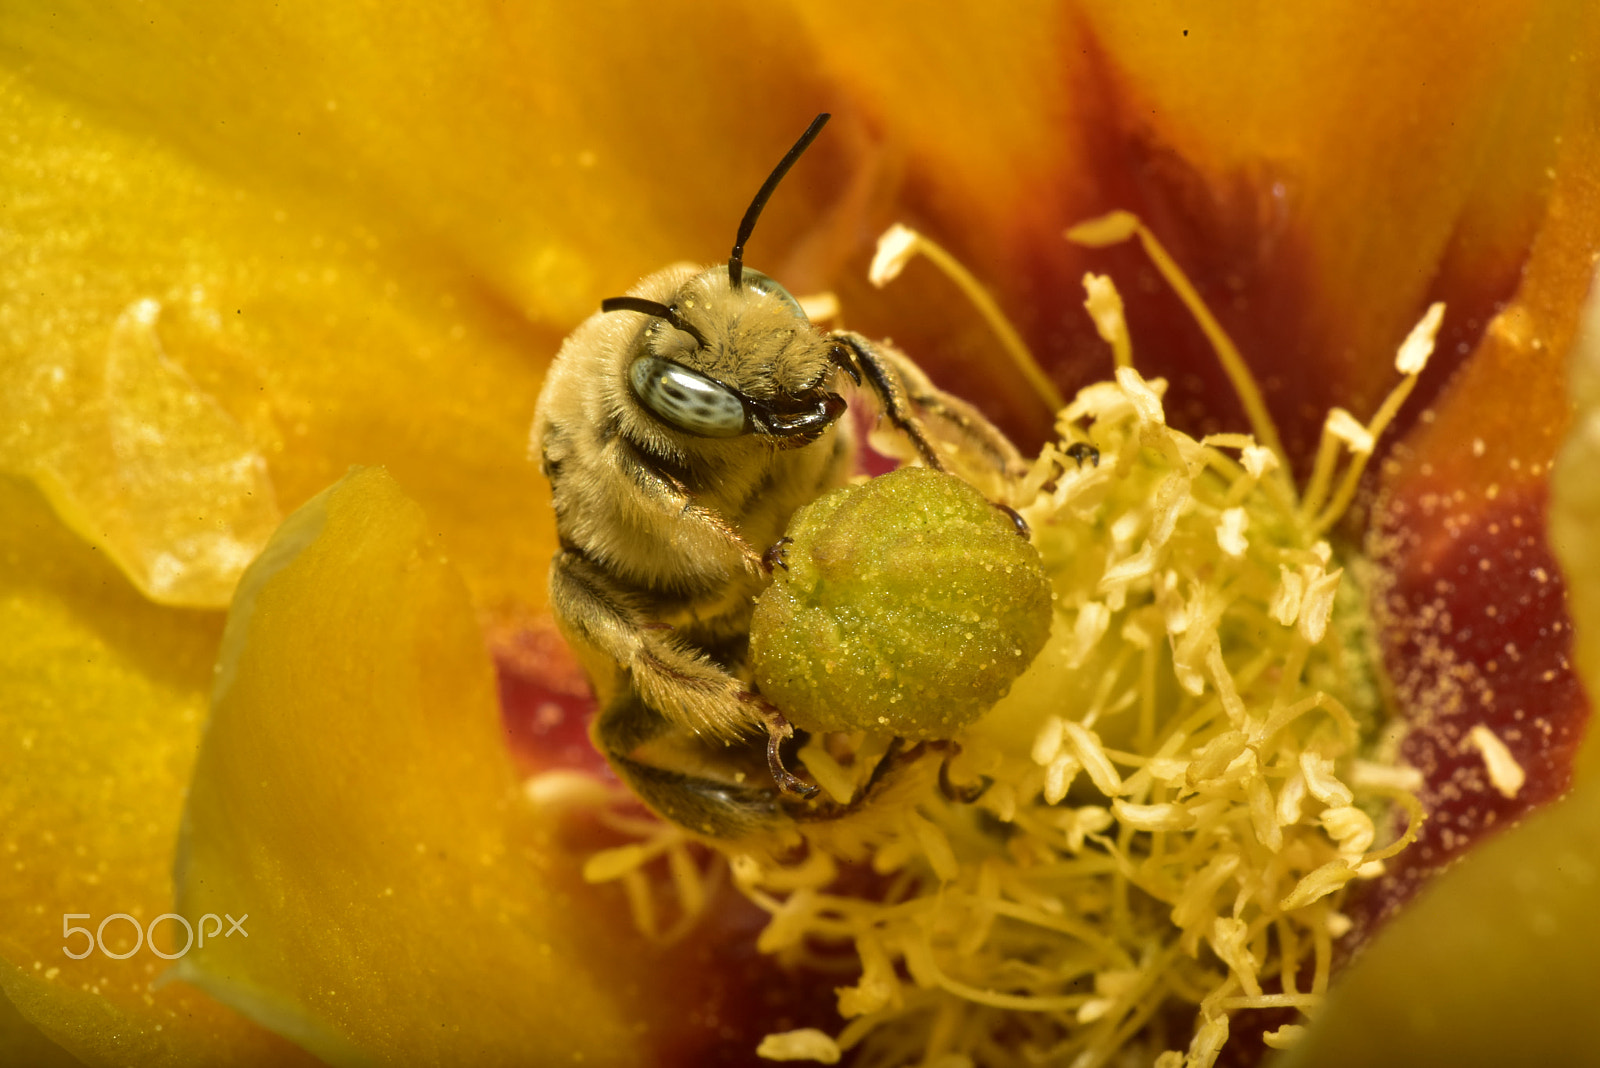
2, 3, 1597, 1066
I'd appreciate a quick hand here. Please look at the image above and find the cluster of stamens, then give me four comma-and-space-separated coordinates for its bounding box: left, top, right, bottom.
565, 214, 1435, 1067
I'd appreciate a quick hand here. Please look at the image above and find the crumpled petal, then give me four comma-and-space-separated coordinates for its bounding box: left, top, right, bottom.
0, 14, 596, 614
0, 291, 281, 608
0, 474, 315, 1066
173, 467, 654, 1064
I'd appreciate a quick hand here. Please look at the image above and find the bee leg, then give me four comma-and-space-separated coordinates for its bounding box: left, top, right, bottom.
739, 693, 819, 798
761, 536, 794, 573
550, 549, 768, 745
592, 689, 784, 839
938, 749, 993, 803
830, 331, 1027, 486
604, 434, 767, 577
1065, 441, 1101, 467
992, 501, 1030, 538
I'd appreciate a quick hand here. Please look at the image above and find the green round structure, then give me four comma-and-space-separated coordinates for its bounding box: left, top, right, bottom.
750, 466, 1053, 740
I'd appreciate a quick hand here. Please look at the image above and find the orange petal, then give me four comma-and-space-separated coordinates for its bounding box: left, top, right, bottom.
0, 475, 315, 1066
793, 2, 1600, 460
1351, 84, 1600, 937
173, 466, 687, 1063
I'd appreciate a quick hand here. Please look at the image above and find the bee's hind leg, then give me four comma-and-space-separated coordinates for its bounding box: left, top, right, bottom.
591, 689, 789, 840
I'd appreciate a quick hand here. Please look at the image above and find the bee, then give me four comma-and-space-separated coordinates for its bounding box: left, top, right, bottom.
532, 114, 1023, 839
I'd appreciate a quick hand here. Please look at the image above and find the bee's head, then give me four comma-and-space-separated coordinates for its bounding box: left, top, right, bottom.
605, 266, 847, 447
599, 114, 847, 448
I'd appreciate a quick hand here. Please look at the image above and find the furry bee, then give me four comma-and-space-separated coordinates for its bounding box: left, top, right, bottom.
532, 114, 1022, 839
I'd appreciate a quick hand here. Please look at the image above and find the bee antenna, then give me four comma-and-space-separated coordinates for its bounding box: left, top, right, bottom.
600, 296, 709, 348
728, 113, 831, 291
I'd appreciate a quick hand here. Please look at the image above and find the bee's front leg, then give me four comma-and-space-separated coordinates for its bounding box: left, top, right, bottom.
605, 435, 768, 578
830, 332, 1027, 495
549, 550, 815, 796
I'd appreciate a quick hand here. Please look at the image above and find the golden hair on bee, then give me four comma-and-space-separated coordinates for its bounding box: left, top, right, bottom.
531, 113, 1023, 838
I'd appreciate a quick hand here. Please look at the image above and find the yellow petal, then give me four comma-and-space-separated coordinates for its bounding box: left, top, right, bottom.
0, 475, 315, 1066
0, 29, 551, 613
173, 467, 647, 1064
0, 983, 82, 1068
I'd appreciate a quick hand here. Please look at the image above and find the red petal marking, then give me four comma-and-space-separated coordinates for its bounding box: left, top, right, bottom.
491, 619, 844, 1062
491, 617, 611, 778
1349, 476, 1591, 946
838, 21, 1534, 470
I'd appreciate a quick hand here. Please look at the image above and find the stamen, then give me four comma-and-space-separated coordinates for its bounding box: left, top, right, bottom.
1469, 723, 1526, 798
1308, 302, 1444, 534
1068, 211, 1291, 480
1083, 272, 1133, 369
871, 222, 1066, 413
587, 214, 1428, 1068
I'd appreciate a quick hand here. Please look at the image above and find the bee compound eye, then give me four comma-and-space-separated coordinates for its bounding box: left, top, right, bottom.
629, 356, 748, 437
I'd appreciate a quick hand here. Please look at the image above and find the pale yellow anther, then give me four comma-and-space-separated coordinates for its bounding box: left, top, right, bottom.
1066, 210, 1141, 246
1277, 771, 1308, 825
796, 291, 840, 324
582, 843, 650, 883
1066, 721, 1123, 795
1279, 859, 1357, 910
1043, 753, 1080, 804
757, 1029, 843, 1064
869, 223, 919, 286
1270, 567, 1305, 626
1325, 408, 1374, 455
1217, 507, 1249, 557
1209, 917, 1261, 998
1241, 444, 1278, 480
1069, 601, 1112, 667
1031, 715, 1066, 766
1113, 799, 1193, 831
1396, 301, 1445, 375
1297, 567, 1343, 644
1299, 752, 1354, 808
1320, 805, 1376, 855
1083, 272, 1133, 368
1262, 1025, 1308, 1051
1115, 365, 1166, 426
1469, 724, 1526, 798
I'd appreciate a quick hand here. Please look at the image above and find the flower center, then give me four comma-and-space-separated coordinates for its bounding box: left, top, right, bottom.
575, 215, 1437, 1068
